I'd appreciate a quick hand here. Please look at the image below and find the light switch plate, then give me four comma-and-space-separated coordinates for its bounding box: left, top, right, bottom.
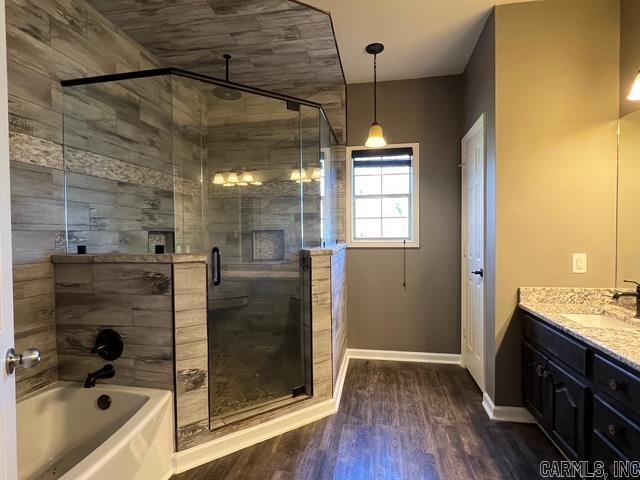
572, 253, 587, 274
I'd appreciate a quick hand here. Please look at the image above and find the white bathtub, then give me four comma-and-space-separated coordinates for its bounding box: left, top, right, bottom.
17, 382, 174, 480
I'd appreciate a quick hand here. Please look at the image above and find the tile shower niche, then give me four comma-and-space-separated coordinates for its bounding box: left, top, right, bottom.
57, 68, 344, 451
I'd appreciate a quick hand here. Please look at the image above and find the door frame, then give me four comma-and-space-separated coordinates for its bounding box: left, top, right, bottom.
0, 0, 17, 477
460, 113, 486, 392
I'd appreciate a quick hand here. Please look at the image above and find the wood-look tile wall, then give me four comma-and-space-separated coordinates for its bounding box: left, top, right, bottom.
174, 251, 334, 451
331, 247, 347, 386
174, 262, 210, 447
86, 0, 347, 142
9, 0, 346, 402
7, 0, 162, 398
205, 93, 322, 266
63, 74, 206, 256
54, 261, 175, 389
53, 257, 210, 448
309, 253, 333, 398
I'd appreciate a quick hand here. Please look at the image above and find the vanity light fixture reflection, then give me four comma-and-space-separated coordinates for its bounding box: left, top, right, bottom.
290, 168, 301, 182
628, 71, 640, 101
215, 171, 262, 187
240, 172, 262, 186
290, 168, 317, 183
212, 173, 225, 185
222, 171, 239, 187
310, 167, 322, 182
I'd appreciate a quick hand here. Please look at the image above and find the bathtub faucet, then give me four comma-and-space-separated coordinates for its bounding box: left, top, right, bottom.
84, 364, 115, 388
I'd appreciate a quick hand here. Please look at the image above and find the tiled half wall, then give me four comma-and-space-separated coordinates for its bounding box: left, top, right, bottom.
51, 251, 345, 452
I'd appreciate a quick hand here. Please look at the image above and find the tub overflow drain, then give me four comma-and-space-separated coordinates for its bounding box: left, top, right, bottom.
97, 394, 111, 410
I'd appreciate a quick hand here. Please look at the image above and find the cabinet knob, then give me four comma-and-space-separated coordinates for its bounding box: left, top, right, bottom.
536, 365, 544, 377
608, 424, 622, 437
609, 379, 622, 391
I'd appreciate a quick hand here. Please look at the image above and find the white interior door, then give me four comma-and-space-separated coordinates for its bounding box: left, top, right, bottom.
0, 0, 18, 477
461, 114, 485, 391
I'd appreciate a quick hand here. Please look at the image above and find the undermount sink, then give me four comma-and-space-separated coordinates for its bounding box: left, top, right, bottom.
561, 313, 636, 330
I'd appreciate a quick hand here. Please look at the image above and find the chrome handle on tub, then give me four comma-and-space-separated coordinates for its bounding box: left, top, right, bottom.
5, 347, 41, 375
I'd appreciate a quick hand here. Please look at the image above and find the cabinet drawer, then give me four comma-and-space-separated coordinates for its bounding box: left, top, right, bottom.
593, 396, 640, 460
523, 315, 589, 375
591, 430, 627, 477
593, 355, 640, 412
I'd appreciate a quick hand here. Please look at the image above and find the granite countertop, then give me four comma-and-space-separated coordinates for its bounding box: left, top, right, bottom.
51, 254, 208, 264
519, 287, 640, 372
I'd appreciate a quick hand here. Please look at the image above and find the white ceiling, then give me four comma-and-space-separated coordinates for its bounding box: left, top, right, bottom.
304, 0, 536, 84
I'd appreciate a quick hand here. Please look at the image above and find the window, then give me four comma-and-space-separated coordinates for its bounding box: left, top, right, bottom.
347, 143, 419, 248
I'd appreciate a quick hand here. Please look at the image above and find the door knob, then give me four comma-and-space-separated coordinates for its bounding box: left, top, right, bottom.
5, 348, 41, 375
471, 269, 484, 278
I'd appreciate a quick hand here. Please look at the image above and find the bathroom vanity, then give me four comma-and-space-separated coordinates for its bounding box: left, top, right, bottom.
519, 288, 640, 473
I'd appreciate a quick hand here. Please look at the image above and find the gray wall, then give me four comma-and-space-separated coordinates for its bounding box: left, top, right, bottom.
462, 12, 497, 400
346, 76, 463, 353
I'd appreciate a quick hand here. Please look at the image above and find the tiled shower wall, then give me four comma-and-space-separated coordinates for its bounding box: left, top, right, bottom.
53, 259, 175, 389
331, 246, 347, 384
8, 0, 347, 400
7, 0, 163, 398
205, 93, 322, 264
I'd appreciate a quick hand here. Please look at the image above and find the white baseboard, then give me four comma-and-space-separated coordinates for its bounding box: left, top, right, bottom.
347, 348, 462, 365
173, 348, 464, 473
482, 393, 535, 423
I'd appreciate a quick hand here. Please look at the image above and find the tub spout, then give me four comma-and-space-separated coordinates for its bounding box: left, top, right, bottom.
84, 364, 115, 388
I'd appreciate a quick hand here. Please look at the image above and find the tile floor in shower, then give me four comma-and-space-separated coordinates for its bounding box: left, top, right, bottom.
208, 299, 306, 419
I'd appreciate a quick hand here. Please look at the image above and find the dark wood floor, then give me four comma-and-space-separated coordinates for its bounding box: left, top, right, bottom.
174, 360, 561, 480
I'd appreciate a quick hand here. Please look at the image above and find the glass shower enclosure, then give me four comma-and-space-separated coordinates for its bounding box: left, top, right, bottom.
60, 68, 339, 423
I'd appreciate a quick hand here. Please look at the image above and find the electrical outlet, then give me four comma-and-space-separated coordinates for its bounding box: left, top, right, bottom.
572, 253, 587, 274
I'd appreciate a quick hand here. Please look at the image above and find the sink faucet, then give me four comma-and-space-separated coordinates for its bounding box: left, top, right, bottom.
612, 280, 640, 318
84, 364, 115, 388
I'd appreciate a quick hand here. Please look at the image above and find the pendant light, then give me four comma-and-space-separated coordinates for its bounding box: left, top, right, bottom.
364, 43, 387, 148
628, 70, 640, 101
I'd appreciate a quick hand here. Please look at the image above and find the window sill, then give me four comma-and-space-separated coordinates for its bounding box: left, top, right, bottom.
347, 241, 420, 249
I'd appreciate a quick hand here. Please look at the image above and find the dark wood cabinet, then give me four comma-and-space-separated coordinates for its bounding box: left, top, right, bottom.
546, 359, 589, 459
522, 341, 547, 423
521, 310, 640, 465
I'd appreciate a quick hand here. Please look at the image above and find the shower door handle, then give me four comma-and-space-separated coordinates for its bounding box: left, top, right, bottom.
212, 247, 221, 286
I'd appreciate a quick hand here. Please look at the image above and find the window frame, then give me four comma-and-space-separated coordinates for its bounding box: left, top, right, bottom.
346, 143, 420, 248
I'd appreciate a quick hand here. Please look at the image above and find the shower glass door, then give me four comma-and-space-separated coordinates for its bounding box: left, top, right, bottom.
204, 86, 309, 421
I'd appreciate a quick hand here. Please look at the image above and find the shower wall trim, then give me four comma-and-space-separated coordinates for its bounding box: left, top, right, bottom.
60, 67, 342, 145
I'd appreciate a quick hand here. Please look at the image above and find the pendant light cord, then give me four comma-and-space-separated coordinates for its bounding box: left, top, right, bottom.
403, 239, 407, 289
373, 53, 378, 123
